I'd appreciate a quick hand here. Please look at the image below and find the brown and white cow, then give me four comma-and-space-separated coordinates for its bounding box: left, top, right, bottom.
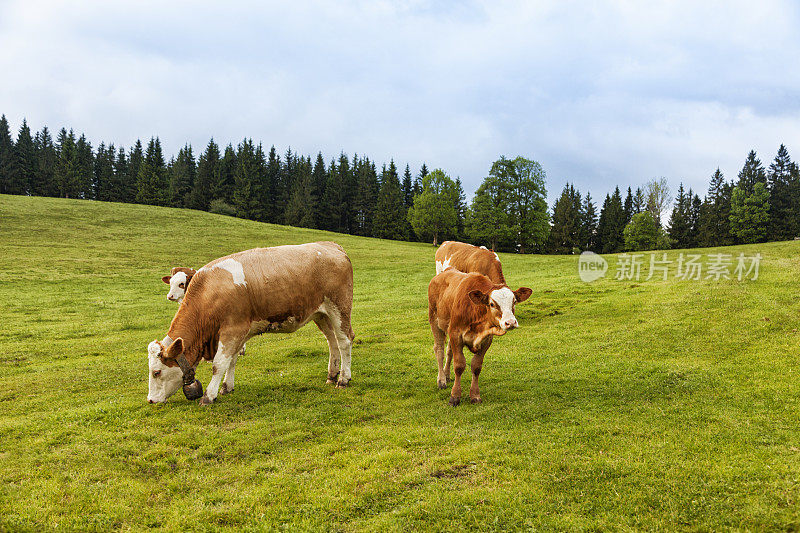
147, 242, 354, 405
162, 267, 197, 302
435, 241, 506, 285
428, 268, 531, 406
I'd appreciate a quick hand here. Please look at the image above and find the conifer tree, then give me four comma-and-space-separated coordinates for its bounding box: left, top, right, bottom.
94, 142, 116, 201
55, 129, 79, 198
767, 144, 800, 240
168, 145, 196, 208
580, 192, 598, 251
127, 140, 144, 202
311, 152, 327, 225
373, 160, 406, 240
111, 146, 130, 203
232, 139, 262, 220
135, 137, 168, 205
667, 184, 692, 248
189, 139, 220, 211
9, 119, 35, 195
263, 145, 281, 222
285, 155, 317, 228
354, 158, 379, 236
548, 184, 582, 253
319, 158, 342, 232
689, 192, 701, 246
597, 187, 625, 253
74, 134, 94, 199
215, 144, 236, 205
454, 177, 467, 241
623, 186, 634, 223
32, 126, 57, 197
633, 187, 645, 214
0, 115, 13, 194
737, 150, 766, 193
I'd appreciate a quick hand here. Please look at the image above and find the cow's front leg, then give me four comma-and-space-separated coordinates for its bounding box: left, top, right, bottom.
449, 335, 466, 407
201, 338, 242, 406
221, 344, 243, 395
432, 324, 447, 389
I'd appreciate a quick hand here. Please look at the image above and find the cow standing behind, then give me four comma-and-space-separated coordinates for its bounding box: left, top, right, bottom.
147, 242, 354, 405
435, 241, 506, 284
428, 269, 531, 406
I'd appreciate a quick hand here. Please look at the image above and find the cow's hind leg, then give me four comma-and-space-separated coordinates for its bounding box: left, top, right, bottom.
221, 344, 243, 395
331, 311, 353, 388
200, 331, 246, 406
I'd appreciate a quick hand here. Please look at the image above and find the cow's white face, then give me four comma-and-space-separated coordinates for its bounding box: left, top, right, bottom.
489, 287, 519, 331
166, 271, 188, 302
488, 286, 533, 331
147, 341, 183, 403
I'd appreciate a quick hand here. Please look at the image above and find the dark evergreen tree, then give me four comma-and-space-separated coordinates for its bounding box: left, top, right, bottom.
0, 115, 13, 194
188, 139, 219, 210
597, 187, 625, 253
737, 150, 767, 193
689, 192, 701, 246
215, 144, 236, 205
454, 177, 467, 241
94, 142, 116, 201
285, 155, 317, 228
111, 146, 130, 203
232, 139, 262, 220
697, 168, 733, 247
623, 186, 634, 223
767, 144, 800, 240
548, 183, 582, 253
413, 163, 427, 197
135, 137, 168, 205
354, 158, 379, 236
169, 144, 195, 208
633, 187, 645, 214
667, 183, 692, 248
580, 192, 598, 251
311, 152, 327, 225
55, 128, 79, 198
262, 146, 281, 222
127, 140, 144, 202
32, 126, 57, 197
319, 158, 342, 231
74, 134, 94, 199
9, 119, 35, 195
373, 160, 406, 240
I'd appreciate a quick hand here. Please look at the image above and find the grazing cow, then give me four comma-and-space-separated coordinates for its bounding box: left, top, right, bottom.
435, 241, 506, 284
162, 267, 197, 302
428, 268, 531, 406
147, 242, 354, 405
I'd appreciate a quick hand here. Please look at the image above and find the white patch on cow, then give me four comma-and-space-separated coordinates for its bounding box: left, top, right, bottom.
480, 245, 488, 250
147, 341, 183, 403
208, 258, 247, 286
490, 287, 518, 331
166, 271, 187, 302
436, 256, 452, 275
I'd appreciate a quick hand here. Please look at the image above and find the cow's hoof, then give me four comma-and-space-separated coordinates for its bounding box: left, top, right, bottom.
449, 396, 460, 407
335, 379, 349, 389
437, 380, 447, 389
220, 383, 233, 395
470, 397, 482, 404
199, 395, 214, 406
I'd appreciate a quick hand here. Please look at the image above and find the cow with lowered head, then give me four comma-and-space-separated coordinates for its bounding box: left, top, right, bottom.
428, 268, 531, 406
147, 242, 354, 405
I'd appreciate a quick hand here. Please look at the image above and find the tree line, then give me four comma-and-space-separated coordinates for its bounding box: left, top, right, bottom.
1, 114, 797, 253
546, 146, 800, 253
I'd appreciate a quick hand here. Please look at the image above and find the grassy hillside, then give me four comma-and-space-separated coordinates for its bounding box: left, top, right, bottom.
1, 194, 800, 531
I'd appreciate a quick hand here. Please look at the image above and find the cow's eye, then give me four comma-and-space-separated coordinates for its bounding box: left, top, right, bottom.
153, 370, 161, 378
179, 283, 185, 289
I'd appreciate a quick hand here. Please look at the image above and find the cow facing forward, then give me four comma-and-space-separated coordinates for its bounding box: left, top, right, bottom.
428, 269, 531, 406
147, 242, 354, 405
435, 241, 506, 284
162, 267, 197, 302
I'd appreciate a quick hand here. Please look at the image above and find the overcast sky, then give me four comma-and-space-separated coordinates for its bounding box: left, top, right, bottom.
1, 0, 799, 202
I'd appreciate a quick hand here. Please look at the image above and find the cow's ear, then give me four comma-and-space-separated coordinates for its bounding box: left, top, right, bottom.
162, 276, 171, 284
165, 337, 184, 358
468, 289, 489, 306
514, 287, 532, 303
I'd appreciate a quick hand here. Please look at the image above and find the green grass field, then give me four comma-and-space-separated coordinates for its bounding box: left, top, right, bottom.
2, 194, 800, 531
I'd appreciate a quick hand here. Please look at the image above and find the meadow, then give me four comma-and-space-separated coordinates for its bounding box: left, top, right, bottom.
1, 194, 800, 531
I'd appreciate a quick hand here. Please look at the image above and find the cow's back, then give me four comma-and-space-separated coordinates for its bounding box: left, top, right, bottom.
435, 241, 505, 285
